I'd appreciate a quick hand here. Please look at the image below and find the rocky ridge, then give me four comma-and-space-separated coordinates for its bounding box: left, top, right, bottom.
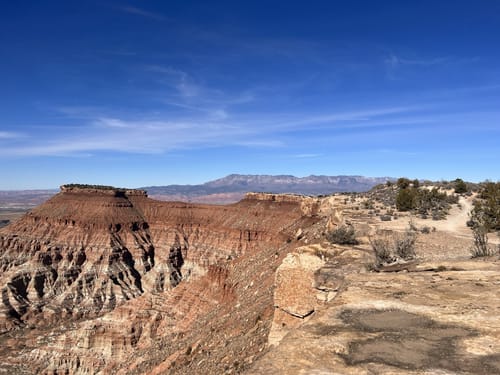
143, 174, 392, 203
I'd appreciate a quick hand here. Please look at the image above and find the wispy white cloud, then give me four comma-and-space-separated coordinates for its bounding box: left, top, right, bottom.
0, 131, 22, 139
1, 104, 419, 157
292, 153, 322, 158
234, 140, 284, 148
145, 65, 196, 96
54, 105, 109, 119
385, 54, 449, 68
267, 106, 419, 131
385, 53, 480, 72
376, 148, 419, 156
0, 116, 257, 157
3, 102, 497, 158
144, 64, 256, 124
116, 6, 166, 21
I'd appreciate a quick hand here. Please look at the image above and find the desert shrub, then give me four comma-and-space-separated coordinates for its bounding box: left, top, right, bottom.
63, 183, 119, 190
363, 200, 375, 209
397, 177, 411, 189
395, 186, 456, 219
369, 224, 418, 267
412, 179, 420, 188
326, 225, 359, 245
396, 188, 417, 211
380, 215, 392, 221
470, 224, 495, 258
468, 186, 499, 257
470, 182, 500, 231
394, 229, 417, 260
432, 211, 446, 220
370, 236, 395, 265
420, 226, 431, 234
416, 188, 453, 214
454, 178, 468, 194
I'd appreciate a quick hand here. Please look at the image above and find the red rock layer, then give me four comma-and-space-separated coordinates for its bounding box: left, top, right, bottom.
0, 187, 320, 374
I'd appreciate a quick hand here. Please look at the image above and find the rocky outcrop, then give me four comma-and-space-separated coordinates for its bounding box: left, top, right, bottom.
268, 242, 374, 348
0, 186, 320, 374
249, 259, 500, 374
268, 248, 325, 346
244, 192, 320, 216
0, 187, 159, 332
59, 185, 148, 197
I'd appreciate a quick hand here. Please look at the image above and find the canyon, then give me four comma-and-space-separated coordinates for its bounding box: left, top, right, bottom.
0, 185, 499, 374
0, 186, 321, 374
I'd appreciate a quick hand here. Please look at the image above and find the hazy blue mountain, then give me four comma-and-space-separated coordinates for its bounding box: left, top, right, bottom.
142, 174, 392, 198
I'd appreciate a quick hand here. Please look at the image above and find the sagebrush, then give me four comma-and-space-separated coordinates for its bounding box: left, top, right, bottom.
326, 225, 359, 245
369, 225, 417, 267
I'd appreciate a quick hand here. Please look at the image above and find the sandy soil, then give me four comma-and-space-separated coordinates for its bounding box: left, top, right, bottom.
377, 196, 474, 239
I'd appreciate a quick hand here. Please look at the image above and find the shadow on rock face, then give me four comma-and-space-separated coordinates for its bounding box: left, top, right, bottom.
316, 308, 500, 373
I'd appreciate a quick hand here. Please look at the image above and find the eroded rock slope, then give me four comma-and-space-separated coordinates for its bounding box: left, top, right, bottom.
0, 187, 320, 374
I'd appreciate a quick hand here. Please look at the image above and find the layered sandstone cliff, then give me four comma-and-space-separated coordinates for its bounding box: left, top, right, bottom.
3, 185, 497, 375
0, 186, 321, 374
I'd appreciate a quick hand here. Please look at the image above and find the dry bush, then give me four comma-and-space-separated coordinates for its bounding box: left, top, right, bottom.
394, 229, 417, 260
369, 235, 395, 265
470, 224, 495, 258
326, 225, 359, 245
369, 224, 418, 267
420, 226, 432, 234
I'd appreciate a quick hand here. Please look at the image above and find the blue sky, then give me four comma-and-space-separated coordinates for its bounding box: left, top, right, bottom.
1, 1, 499, 189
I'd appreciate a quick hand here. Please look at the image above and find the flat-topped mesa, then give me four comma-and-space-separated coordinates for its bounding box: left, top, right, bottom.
0, 185, 321, 333
244, 192, 320, 216
60, 184, 147, 197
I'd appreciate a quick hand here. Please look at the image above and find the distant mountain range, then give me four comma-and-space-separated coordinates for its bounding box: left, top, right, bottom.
142, 174, 393, 203
0, 174, 393, 208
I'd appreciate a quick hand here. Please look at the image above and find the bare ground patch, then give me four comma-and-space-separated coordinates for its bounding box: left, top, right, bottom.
337, 308, 500, 373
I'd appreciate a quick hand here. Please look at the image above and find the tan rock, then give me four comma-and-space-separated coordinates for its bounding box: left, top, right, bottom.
269, 249, 325, 346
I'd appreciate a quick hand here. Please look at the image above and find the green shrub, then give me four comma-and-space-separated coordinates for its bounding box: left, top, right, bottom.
454, 178, 468, 194
396, 188, 417, 211
397, 177, 411, 189
470, 182, 500, 231
62, 183, 119, 190
396, 186, 456, 218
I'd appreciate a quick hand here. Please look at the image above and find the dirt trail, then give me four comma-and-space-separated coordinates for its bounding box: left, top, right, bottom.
434, 196, 498, 244
378, 196, 474, 239
438, 196, 473, 235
